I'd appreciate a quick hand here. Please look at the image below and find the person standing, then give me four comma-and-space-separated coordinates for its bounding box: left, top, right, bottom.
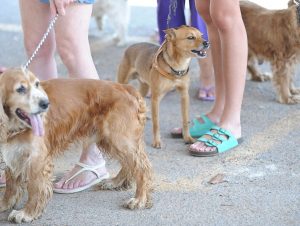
16, 0, 109, 193
188, 0, 247, 156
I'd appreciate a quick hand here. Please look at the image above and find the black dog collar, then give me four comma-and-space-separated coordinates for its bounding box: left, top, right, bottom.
170, 66, 189, 77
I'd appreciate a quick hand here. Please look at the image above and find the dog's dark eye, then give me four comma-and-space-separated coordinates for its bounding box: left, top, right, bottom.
187, 36, 196, 40
35, 81, 40, 88
16, 85, 26, 94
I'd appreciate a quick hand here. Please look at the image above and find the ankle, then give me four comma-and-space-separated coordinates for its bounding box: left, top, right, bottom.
79, 145, 106, 166
79, 158, 106, 167
200, 79, 214, 88
219, 122, 241, 138
206, 112, 220, 125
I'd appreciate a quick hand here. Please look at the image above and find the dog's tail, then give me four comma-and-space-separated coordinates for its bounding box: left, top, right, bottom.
117, 51, 133, 84
124, 84, 147, 126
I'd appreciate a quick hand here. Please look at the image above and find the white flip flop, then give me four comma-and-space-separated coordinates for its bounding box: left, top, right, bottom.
53, 162, 109, 194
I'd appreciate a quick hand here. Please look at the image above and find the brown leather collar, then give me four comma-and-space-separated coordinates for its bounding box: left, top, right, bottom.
152, 40, 189, 81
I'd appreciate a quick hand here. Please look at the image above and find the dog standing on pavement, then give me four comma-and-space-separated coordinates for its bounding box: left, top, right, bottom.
117, 25, 209, 148
92, 0, 129, 46
240, 0, 300, 104
0, 68, 152, 223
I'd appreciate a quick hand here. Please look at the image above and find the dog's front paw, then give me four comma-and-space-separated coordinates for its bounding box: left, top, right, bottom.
251, 72, 272, 82
290, 88, 300, 95
8, 209, 34, 223
183, 136, 195, 144
97, 179, 114, 190
260, 72, 272, 81
98, 178, 132, 191
124, 197, 153, 210
279, 95, 300, 104
152, 140, 162, 149
289, 95, 300, 104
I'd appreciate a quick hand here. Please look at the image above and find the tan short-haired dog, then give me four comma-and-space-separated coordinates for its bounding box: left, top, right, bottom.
117, 25, 209, 148
0, 68, 153, 223
241, 0, 300, 104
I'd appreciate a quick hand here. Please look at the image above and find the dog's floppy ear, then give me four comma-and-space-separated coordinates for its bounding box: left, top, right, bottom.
0, 78, 8, 143
163, 28, 176, 41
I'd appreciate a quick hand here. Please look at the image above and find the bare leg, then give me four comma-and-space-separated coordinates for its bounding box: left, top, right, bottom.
54, 4, 107, 191
198, 48, 215, 100
54, 3, 97, 78
19, 0, 107, 191
19, 0, 57, 80
191, 0, 247, 153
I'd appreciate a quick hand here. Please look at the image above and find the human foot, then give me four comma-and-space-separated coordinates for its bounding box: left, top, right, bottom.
53, 161, 109, 194
189, 126, 241, 157
198, 86, 215, 101
171, 114, 216, 138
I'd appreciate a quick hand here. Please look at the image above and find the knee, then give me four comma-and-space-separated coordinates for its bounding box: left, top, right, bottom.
210, 10, 237, 32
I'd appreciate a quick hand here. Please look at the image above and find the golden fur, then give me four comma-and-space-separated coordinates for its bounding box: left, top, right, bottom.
117, 25, 209, 148
0, 68, 153, 223
240, 0, 300, 104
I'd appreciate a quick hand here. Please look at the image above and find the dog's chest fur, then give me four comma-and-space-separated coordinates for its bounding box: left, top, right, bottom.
1, 135, 39, 176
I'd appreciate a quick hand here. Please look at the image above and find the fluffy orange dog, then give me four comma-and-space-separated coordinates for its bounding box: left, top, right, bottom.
0, 68, 152, 223
241, 0, 300, 104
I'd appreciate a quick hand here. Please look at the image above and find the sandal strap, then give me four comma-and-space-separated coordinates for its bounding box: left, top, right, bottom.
210, 132, 228, 142
198, 128, 228, 143
211, 126, 234, 138
191, 115, 212, 127
196, 126, 239, 152
64, 162, 106, 184
197, 136, 218, 147
201, 114, 212, 124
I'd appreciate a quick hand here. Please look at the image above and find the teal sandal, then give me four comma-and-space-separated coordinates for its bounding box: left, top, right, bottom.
189, 126, 241, 157
171, 115, 216, 138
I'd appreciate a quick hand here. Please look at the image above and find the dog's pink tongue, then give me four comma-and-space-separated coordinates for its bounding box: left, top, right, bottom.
29, 114, 44, 137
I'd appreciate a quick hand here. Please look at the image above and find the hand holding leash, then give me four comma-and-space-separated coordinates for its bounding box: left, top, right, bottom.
50, 0, 77, 16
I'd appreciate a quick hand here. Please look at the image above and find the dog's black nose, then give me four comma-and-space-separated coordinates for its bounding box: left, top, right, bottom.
39, 99, 50, 110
